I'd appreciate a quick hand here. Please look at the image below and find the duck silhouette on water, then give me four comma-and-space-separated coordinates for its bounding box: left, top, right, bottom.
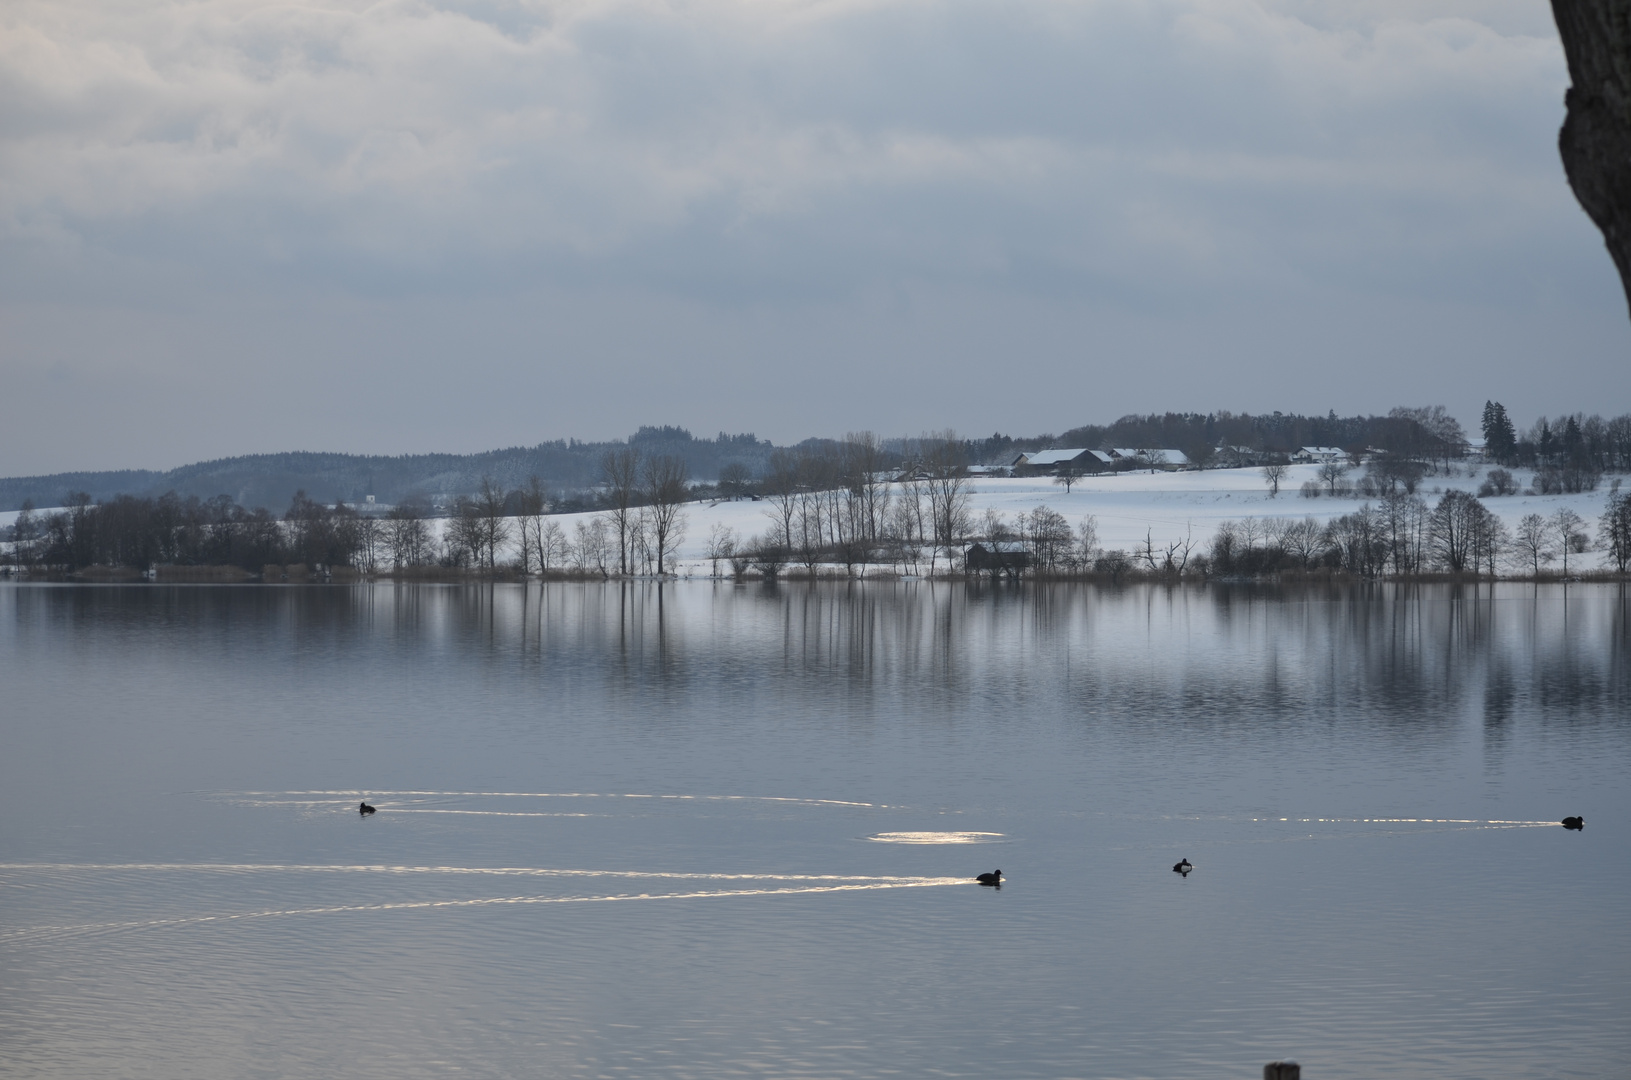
1172, 859, 1193, 876
359, 802, 376, 816
975, 870, 1002, 887
1562, 816, 1584, 831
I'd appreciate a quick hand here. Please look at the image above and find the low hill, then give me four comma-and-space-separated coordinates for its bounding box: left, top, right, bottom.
0, 429, 774, 512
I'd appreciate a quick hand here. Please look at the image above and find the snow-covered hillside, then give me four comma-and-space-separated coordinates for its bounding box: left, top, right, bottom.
3, 464, 1621, 574
550, 464, 1618, 575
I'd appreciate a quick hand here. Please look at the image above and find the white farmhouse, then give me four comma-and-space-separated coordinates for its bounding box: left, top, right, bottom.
1109, 448, 1192, 470
1295, 446, 1346, 463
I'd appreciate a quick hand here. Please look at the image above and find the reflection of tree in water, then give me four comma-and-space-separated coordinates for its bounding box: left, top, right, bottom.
21, 582, 1624, 739
1483, 655, 1516, 759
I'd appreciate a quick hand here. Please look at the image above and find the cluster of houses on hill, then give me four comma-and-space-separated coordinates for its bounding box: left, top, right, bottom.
1003, 445, 1355, 477
1012, 447, 1192, 473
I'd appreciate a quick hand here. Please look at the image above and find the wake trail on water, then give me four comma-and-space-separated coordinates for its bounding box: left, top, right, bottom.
0, 875, 967, 947
1252, 817, 1560, 828
228, 803, 603, 817
1098, 814, 1569, 853
0, 864, 939, 881
225, 790, 886, 809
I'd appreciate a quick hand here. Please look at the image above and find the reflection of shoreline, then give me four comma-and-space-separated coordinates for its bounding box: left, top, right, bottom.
17, 582, 1624, 735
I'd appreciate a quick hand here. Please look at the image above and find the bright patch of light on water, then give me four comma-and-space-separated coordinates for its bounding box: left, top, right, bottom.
866, 831, 1005, 844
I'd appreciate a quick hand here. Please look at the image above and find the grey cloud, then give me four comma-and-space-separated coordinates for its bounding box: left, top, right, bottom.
0, 0, 1625, 474
1, 1, 1571, 274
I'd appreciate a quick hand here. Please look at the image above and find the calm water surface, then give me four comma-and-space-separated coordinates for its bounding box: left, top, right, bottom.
1, 581, 1627, 1080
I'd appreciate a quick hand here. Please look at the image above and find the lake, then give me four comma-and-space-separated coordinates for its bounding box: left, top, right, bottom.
1, 581, 1627, 1080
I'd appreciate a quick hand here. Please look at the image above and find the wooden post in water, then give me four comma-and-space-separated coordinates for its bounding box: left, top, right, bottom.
1264, 1063, 1300, 1080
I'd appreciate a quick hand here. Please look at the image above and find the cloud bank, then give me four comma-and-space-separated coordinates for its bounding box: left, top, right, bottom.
0, 0, 1624, 473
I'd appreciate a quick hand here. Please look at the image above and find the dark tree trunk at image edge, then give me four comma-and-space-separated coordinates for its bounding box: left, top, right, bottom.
1552, 0, 1631, 316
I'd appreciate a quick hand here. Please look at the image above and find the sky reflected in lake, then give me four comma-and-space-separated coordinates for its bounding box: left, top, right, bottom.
1, 581, 1627, 1079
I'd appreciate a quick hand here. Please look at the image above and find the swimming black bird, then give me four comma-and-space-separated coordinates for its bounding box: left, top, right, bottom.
1173, 859, 1193, 876
1562, 816, 1584, 830
975, 870, 1002, 886
359, 802, 376, 815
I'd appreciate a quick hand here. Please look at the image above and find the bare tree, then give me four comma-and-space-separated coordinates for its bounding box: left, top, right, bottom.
1054, 464, 1081, 494
750, 532, 788, 580
922, 431, 972, 573
631, 510, 653, 574
1380, 492, 1428, 575
841, 430, 893, 574
842, 431, 892, 572
762, 449, 801, 552
1317, 460, 1350, 496
1022, 505, 1073, 572
1077, 514, 1100, 566
1600, 489, 1631, 572
1552, 507, 1588, 574
796, 446, 838, 570
445, 498, 487, 570
1478, 468, 1520, 497
1473, 507, 1510, 575
601, 448, 641, 576
1390, 405, 1466, 472
795, 486, 824, 574
1261, 515, 1288, 555
1330, 504, 1389, 576
1261, 462, 1288, 497
1164, 524, 1196, 575
1429, 490, 1495, 573
1282, 516, 1326, 569
706, 523, 737, 578
717, 462, 752, 500
571, 516, 611, 577
1210, 520, 1242, 570
386, 502, 431, 569
354, 515, 383, 575
1239, 516, 1263, 555
643, 454, 690, 575
888, 489, 926, 576
515, 475, 548, 576
728, 537, 755, 579
1136, 529, 1160, 572
474, 476, 512, 572
1513, 513, 1554, 576
540, 520, 568, 572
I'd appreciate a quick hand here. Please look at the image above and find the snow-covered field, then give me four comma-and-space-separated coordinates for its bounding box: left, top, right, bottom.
3, 464, 1622, 574
558, 463, 1619, 575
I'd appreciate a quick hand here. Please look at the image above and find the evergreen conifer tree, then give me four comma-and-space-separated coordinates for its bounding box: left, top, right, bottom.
1481, 401, 1517, 464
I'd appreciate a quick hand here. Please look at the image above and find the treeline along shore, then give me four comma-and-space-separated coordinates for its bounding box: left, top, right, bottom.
8, 404, 1631, 515
4, 406, 1631, 582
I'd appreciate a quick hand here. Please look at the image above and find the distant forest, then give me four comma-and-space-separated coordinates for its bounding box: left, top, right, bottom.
0, 427, 770, 514
4, 406, 1631, 515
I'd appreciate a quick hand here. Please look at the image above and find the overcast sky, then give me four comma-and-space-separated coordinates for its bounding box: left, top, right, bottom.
1, 0, 1626, 475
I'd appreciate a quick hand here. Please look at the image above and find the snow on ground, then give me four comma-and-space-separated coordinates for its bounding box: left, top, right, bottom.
544, 464, 1620, 576
2, 464, 1621, 573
